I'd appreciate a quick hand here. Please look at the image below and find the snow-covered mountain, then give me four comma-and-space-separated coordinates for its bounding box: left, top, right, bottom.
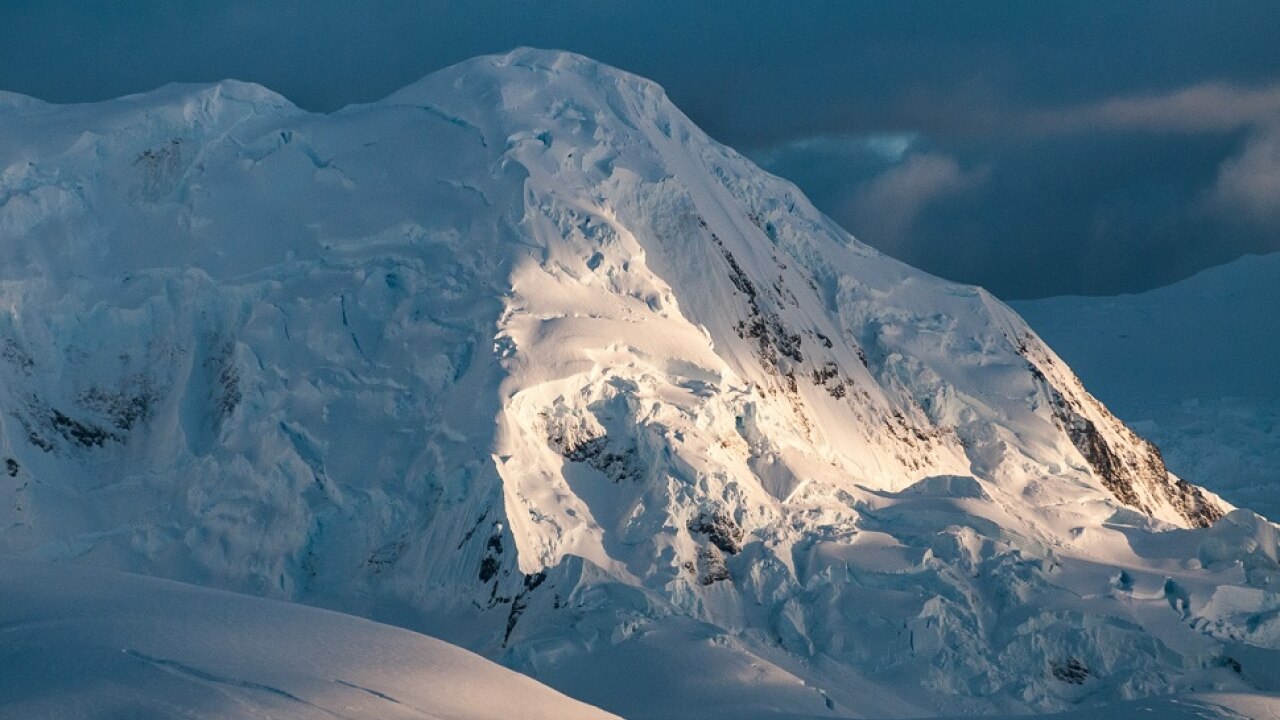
1015, 252, 1280, 520
1, 49, 1278, 717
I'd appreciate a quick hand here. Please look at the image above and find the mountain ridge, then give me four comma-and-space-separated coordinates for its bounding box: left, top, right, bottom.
1014, 251, 1280, 521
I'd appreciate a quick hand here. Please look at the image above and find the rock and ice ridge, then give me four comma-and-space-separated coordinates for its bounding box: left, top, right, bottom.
0, 49, 1276, 717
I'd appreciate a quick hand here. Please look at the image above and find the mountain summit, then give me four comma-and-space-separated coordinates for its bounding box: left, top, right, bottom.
0, 49, 1274, 718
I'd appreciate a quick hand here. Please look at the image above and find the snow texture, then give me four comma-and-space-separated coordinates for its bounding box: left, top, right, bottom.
0, 49, 1277, 717
0, 557, 618, 719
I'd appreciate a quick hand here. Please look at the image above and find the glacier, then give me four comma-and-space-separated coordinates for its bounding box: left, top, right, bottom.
1, 49, 1278, 718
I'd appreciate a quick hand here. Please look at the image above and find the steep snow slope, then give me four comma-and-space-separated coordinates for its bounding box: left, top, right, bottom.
1015, 253, 1280, 519
0, 49, 1276, 717
0, 556, 618, 720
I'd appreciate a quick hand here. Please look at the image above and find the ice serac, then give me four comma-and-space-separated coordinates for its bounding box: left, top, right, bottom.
0, 48, 1275, 718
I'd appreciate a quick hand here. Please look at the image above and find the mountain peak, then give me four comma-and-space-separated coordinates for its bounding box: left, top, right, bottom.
0, 50, 1268, 718
378, 47, 670, 129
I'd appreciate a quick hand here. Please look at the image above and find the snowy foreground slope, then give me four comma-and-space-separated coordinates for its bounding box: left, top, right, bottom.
0, 557, 618, 720
2, 49, 1280, 717
1015, 253, 1280, 520
1, 559, 1269, 720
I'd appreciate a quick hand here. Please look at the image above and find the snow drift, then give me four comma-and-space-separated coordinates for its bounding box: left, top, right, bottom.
0, 557, 618, 720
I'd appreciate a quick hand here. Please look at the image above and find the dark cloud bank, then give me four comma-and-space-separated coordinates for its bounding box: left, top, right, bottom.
3, 1, 1277, 299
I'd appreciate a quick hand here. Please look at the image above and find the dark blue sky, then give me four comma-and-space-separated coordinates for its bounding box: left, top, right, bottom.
3, 1, 1278, 298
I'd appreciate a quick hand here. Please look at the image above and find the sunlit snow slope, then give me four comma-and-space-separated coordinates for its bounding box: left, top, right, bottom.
0, 557, 618, 720
1, 49, 1278, 718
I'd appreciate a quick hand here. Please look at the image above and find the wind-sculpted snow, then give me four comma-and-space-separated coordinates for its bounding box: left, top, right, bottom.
0, 557, 618, 719
0, 49, 1276, 717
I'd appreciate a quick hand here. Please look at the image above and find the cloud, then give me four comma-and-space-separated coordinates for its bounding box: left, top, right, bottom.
841, 153, 989, 249
752, 133, 919, 166
1207, 128, 1280, 226
1029, 82, 1280, 135
1028, 80, 1280, 235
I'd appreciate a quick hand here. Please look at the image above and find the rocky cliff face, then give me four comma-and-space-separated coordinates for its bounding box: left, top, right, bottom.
1, 50, 1272, 718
